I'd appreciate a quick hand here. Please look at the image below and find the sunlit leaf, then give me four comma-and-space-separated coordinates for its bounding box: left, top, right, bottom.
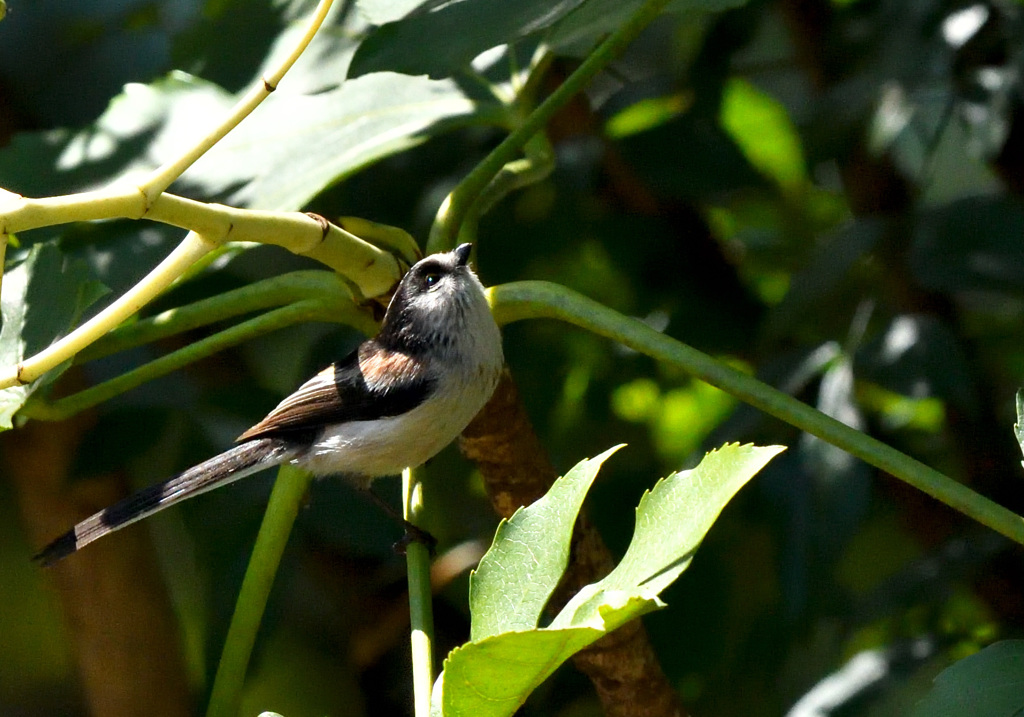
554, 443, 784, 625
469, 445, 623, 640
433, 444, 783, 717
185, 71, 488, 209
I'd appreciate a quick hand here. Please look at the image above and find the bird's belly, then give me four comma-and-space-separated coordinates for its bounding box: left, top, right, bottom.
296, 374, 496, 484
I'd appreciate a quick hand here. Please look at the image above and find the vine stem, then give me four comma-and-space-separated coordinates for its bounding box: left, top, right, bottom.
206, 463, 315, 717
0, 231, 215, 389
489, 280, 1024, 547
427, 0, 673, 254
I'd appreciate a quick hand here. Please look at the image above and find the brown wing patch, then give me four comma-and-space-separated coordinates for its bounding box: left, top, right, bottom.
358, 343, 423, 387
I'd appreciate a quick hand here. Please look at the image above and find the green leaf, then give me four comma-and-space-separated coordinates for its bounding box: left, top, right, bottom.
550, 0, 747, 52
349, 0, 588, 79
431, 627, 600, 717
2, 67, 492, 213
356, 0, 423, 25
186, 71, 488, 210
0, 73, 235, 200
0, 243, 109, 429
553, 443, 784, 627
469, 445, 624, 641
433, 443, 783, 717
720, 78, 807, 195
911, 640, 1024, 717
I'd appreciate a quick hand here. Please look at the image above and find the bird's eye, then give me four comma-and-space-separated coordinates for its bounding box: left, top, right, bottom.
423, 272, 442, 288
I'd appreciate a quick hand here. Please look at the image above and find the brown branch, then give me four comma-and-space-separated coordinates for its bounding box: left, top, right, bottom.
460, 368, 685, 717
4, 400, 192, 717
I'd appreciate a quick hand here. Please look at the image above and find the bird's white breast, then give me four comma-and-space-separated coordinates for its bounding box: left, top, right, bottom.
297, 302, 503, 485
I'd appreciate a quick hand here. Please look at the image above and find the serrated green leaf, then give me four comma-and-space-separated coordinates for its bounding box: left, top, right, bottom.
553, 443, 784, 627
349, 0, 588, 79
469, 445, 624, 641
434, 444, 783, 717
0, 243, 109, 429
432, 589, 666, 717
911, 640, 1024, 717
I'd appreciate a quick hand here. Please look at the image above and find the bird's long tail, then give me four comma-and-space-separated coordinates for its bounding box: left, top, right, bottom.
34, 437, 299, 566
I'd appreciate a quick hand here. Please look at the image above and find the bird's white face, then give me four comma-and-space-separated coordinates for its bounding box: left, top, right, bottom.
379, 245, 499, 366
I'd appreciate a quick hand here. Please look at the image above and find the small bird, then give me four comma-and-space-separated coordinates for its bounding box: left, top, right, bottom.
35, 243, 504, 566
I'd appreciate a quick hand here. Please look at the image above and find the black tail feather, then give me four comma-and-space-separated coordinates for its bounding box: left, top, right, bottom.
34, 438, 297, 567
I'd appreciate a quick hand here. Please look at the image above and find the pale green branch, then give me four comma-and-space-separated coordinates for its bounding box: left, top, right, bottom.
488, 280, 1024, 547
145, 194, 404, 296
0, 231, 216, 390
21, 296, 367, 421
141, 0, 336, 201
404, 465, 435, 717
0, 189, 405, 296
77, 270, 366, 363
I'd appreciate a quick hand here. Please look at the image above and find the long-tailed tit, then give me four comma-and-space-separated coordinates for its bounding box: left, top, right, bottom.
35, 243, 503, 566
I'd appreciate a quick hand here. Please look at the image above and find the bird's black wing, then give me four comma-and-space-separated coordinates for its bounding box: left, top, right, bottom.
236, 341, 435, 443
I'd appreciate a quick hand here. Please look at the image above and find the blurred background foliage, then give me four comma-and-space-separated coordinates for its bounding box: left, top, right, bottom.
2, 0, 1024, 715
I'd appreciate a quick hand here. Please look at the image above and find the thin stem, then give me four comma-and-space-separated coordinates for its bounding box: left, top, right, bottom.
427, 0, 672, 253
0, 231, 216, 390
77, 270, 362, 363
404, 465, 435, 717
489, 280, 1024, 547
22, 298, 355, 421
141, 0, 336, 201
206, 463, 314, 717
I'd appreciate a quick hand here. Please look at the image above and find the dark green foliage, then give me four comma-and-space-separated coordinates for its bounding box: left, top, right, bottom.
3, 0, 1024, 715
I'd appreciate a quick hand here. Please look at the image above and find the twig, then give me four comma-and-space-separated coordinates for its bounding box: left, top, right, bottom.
489, 280, 1024, 548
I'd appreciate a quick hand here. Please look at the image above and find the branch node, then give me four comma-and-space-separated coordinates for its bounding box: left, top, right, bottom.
305, 212, 330, 240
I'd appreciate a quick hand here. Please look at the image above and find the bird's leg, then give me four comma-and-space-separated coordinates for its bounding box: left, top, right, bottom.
364, 487, 437, 555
